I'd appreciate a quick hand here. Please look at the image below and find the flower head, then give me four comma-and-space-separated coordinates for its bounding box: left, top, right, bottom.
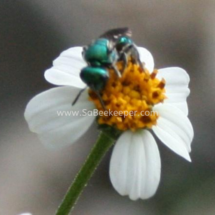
25, 45, 193, 200
89, 60, 165, 131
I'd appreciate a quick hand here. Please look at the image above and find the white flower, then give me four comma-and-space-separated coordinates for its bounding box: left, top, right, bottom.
24, 46, 193, 200
18, 213, 32, 215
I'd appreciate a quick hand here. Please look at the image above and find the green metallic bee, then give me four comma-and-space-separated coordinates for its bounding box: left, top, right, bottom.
73, 28, 142, 108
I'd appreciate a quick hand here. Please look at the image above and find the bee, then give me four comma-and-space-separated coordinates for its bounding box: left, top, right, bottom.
73, 28, 142, 109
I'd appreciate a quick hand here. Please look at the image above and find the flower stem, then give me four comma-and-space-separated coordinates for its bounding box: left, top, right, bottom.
56, 132, 115, 215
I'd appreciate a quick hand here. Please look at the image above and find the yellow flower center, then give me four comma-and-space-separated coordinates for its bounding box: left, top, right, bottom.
88, 60, 166, 131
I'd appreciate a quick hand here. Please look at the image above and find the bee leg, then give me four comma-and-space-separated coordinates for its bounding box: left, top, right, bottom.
90, 85, 107, 110
130, 45, 144, 70
120, 43, 132, 66
72, 87, 87, 106
95, 91, 107, 110
111, 63, 122, 78
121, 52, 128, 74
121, 44, 143, 70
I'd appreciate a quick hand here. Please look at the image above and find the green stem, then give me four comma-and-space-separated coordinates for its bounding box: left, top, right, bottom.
56, 132, 115, 215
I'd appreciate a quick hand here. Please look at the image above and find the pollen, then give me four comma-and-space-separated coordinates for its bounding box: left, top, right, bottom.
88, 60, 166, 131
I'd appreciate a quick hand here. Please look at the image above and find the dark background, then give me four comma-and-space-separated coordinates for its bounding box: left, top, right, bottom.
1, 0, 215, 214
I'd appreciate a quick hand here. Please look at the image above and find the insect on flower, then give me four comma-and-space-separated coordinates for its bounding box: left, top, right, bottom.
25, 28, 194, 200
73, 28, 143, 109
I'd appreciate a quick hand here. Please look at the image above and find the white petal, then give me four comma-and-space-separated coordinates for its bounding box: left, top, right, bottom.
157, 67, 190, 115
153, 104, 194, 161
44, 47, 87, 88
18, 213, 32, 215
110, 130, 161, 200
24, 86, 95, 148
137, 47, 154, 73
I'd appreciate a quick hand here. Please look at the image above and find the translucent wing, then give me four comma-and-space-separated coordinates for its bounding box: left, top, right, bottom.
99, 27, 132, 41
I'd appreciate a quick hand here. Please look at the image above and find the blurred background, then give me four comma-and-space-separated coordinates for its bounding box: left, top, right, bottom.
1, 0, 215, 214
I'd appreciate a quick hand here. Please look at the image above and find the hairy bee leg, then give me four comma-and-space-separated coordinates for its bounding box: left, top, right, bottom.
121, 44, 143, 70
130, 45, 144, 70
90, 85, 107, 110
106, 41, 121, 78
120, 44, 132, 68
111, 63, 122, 78
72, 87, 87, 106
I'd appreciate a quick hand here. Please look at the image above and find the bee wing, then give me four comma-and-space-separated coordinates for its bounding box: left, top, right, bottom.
99, 28, 132, 41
